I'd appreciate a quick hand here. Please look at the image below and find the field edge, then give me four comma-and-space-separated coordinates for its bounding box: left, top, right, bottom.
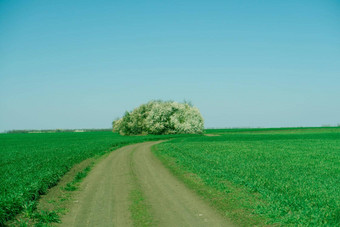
151, 143, 272, 227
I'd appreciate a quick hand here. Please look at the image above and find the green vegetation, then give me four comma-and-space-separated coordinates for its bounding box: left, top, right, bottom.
129, 189, 154, 227
32, 210, 61, 225
0, 131, 192, 225
129, 148, 154, 227
154, 127, 340, 226
64, 164, 94, 191
113, 100, 204, 135
2, 127, 339, 226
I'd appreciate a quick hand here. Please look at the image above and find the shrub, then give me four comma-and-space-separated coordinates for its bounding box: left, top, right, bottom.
112, 101, 204, 135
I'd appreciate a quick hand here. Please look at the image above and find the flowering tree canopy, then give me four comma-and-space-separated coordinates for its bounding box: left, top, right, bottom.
112, 100, 204, 135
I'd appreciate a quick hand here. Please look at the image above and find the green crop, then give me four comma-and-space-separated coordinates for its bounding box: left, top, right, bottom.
154, 128, 340, 226
0, 131, 193, 225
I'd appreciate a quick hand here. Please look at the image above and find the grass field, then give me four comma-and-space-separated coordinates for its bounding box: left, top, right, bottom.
1, 127, 339, 226
154, 127, 340, 226
0, 131, 191, 225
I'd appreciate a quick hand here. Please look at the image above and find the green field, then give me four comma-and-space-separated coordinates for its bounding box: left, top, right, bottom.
1, 127, 339, 226
154, 127, 340, 226
0, 131, 190, 225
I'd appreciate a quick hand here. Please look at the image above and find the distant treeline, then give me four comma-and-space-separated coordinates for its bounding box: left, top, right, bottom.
5, 128, 112, 134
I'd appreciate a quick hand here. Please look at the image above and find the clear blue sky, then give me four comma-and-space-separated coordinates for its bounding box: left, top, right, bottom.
1, 0, 339, 132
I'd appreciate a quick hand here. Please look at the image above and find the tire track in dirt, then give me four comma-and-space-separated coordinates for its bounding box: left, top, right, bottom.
60, 141, 233, 227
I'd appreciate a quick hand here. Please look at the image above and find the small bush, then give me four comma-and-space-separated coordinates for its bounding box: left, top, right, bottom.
113, 100, 204, 135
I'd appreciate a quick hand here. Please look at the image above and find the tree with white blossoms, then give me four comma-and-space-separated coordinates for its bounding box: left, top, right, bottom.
112, 100, 204, 135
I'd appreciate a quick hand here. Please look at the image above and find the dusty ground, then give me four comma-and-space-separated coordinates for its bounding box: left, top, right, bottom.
205, 134, 221, 137
60, 141, 233, 227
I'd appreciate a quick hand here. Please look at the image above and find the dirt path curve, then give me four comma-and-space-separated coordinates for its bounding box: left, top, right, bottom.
60, 141, 233, 227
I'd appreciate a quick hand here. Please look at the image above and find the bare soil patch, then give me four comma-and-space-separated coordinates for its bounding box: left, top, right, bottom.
205, 134, 221, 137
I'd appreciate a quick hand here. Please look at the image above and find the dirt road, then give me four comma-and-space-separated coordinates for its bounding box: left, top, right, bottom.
60, 141, 233, 227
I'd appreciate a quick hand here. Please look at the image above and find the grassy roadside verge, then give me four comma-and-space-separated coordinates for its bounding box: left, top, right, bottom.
63, 163, 94, 192
8, 156, 102, 226
128, 147, 155, 227
9, 148, 119, 226
151, 145, 270, 226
